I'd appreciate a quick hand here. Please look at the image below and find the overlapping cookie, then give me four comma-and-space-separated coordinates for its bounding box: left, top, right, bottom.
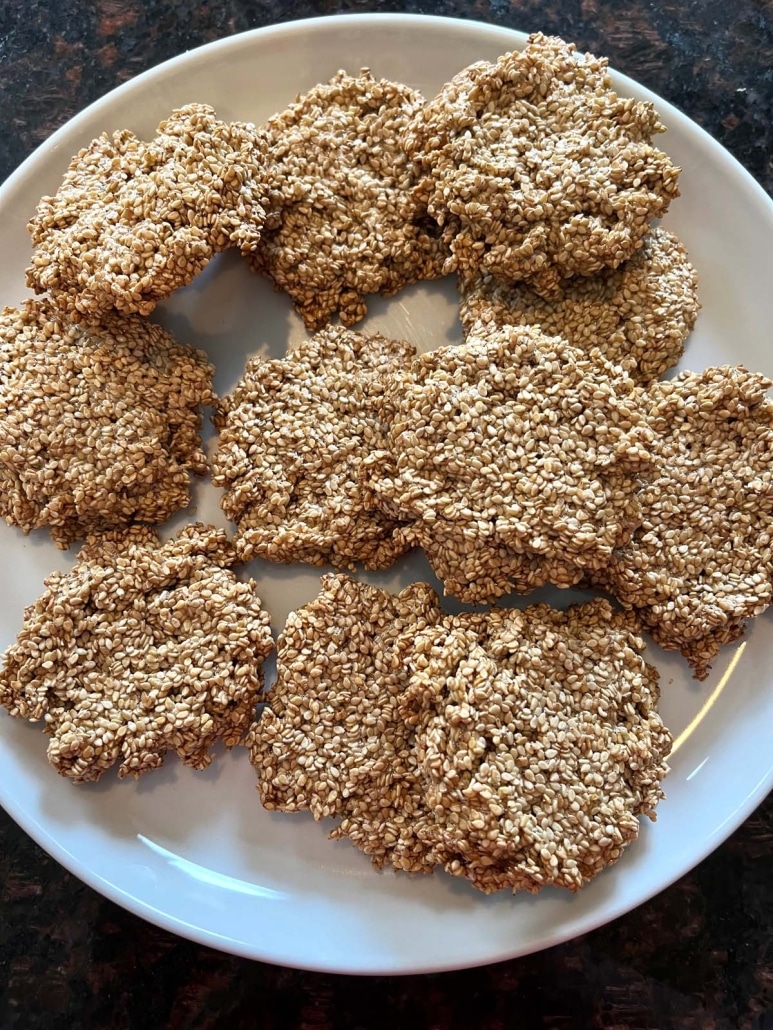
249, 71, 449, 329
594, 367, 773, 678
251, 575, 670, 893
363, 322, 654, 601
212, 326, 416, 569
407, 34, 680, 295
458, 228, 699, 384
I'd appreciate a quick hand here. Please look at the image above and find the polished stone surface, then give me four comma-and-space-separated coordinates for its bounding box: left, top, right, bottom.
0, 2, 772, 1026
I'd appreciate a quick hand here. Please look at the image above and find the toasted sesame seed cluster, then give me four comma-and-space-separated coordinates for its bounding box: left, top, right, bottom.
251, 574, 671, 892
0, 299, 214, 547
212, 325, 416, 568
593, 367, 773, 679
458, 228, 699, 385
0, 524, 273, 782
364, 322, 654, 601
406, 34, 681, 295
249, 70, 449, 330
26, 104, 269, 321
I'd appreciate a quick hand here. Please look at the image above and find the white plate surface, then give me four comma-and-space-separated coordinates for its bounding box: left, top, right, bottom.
0, 14, 772, 975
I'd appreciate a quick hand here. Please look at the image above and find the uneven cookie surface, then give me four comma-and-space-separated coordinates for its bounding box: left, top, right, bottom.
251, 577, 670, 892
0, 299, 214, 547
459, 228, 699, 384
0, 525, 273, 782
407, 34, 680, 293
27, 104, 268, 320
250, 573, 444, 872
212, 326, 416, 569
595, 367, 773, 679
404, 601, 670, 893
364, 323, 653, 600
250, 71, 449, 330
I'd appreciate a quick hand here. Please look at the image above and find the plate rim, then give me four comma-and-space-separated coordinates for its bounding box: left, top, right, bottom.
0, 12, 772, 975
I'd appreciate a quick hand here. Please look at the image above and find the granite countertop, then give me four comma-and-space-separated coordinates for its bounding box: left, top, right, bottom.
0, 2, 772, 1027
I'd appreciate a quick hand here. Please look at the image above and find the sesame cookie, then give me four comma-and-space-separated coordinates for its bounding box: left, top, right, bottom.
249, 70, 449, 330
407, 34, 680, 294
458, 228, 699, 384
0, 300, 214, 547
27, 104, 269, 320
595, 367, 773, 679
212, 325, 417, 569
250, 573, 444, 872
403, 601, 670, 893
363, 323, 653, 600
0, 524, 273, 783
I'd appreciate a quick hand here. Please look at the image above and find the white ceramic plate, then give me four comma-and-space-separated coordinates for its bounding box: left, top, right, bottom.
0, 14, 772, 975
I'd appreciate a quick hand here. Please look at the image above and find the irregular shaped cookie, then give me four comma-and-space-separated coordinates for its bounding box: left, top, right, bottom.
403, 601, 670, 893
407, 34, 680, 293
27, 104, 269, 320
0, 525, 273, 783
0, 300, 214, 547
212, 326, 416, 569
363, 323, 653, 600
250, 573, 444, 872
595, 367, 773, 679
253, 577, 670, 891
459, 228, 699, 384
249, 71, 449, 330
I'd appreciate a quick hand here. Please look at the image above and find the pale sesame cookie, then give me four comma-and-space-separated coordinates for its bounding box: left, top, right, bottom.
403, 601, 670, 893
250, 573, 444, 872
212, 326, 417, 569
363, 323, 654, 601
248, 70, 449, 330
406, 34, 680, 294
0, 524, 273, 783
0, 299, 214, 548
594, 367, 773, 679
27, 104, 269, 320
458, 228, 699, 385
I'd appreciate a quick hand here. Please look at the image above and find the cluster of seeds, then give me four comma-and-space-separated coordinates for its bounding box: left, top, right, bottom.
212, 325, 416, 569
458, 228, 700, 385
364, 322, 654, 601
249, 70, 449, 329
0, 299, 214, 547
593, 367, 773, 679
251, 574, 671, 893
26, 104, 269, 321
406, 34, 681, 295
0, 524, 273, 782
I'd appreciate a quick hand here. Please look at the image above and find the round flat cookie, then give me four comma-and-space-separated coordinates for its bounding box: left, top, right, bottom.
212, 326, 417, 569
27, 104, 269, 320
595, 366, 773, 679
0, 299, 214, 547
407, 34, 680, 294
0, 525, 273, 783
249, 70, 449, 330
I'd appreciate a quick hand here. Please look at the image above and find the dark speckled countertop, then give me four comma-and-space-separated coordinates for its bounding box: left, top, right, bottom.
1, 2, 772, 1028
